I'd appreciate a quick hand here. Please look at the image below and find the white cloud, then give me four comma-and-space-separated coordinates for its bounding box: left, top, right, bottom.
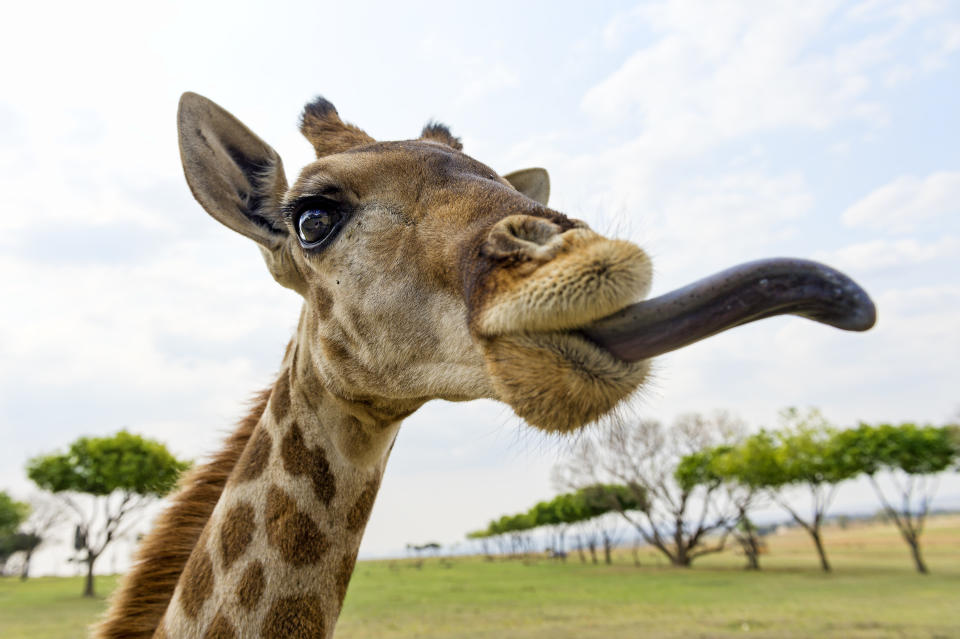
583, 2, 871, 138
583, 0, 957, 161
815, 236, 960, 272
842, 171, 960, 233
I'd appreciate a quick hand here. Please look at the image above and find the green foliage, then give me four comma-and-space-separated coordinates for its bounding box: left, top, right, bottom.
710, 409, 859, 490
0, 492, 29, 536
0, 532, 41, 562
774, 407, 857, 486
577, 483, 644, 516
470, 484, 645, 543
488, 512, 536, 536
529, 500, 563, 528
674, 448, 727, 491
466, 529, 490, 540
707, 430, 781, 488
948, 424, 960, 470
833, 422, 957, 477
26, 430, 190, 497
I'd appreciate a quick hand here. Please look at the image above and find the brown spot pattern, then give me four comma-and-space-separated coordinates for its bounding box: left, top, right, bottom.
202, 612, 236, 639
219, 502, 255, 570
281, 423, 336, 506
347, 477, 380, 532
236, 560, 266, 611
264, 485, 330, 565
235, 427, 272, 482
320, 336, 352, 366
96, 388, 271, 639
296, 359, 325, 413
314, 286, 333, 319
335, 552, 358, 605
261, 594, 326, 639
270, 369, 291, 422
179, 545, 214, 619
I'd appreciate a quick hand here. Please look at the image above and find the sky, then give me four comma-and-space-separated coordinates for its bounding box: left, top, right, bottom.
1, 0, 958, 574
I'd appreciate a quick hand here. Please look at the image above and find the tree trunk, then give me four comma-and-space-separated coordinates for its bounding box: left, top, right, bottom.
603, 540, 612, 565
810, 529, 831, 573
673, 545, 691, 567
907, 536, 928, 574
737, 532, 760, 570
744, 541, 760, 570
83, 554, 97, 598
20, 549, 33, 581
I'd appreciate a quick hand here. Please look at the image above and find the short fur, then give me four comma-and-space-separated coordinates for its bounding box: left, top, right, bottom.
93, 389, 271, 639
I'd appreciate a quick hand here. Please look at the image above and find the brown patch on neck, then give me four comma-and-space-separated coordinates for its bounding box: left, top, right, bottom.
219, 502, 256, 570
271, 369, 292, 421
93, 388, 271, 639
235, 427, 272, 482
346, 476, 380, 533
281, 422, 337, 506
202, 611, 237, 639
179, 541, 214, 619
264, 484, 331, 565
236, 560, 266, 611
261, 594, 326, 639
335, 551, 358, 606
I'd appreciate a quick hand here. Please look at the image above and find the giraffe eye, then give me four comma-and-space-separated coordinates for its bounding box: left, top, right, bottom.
296, 207, 342, 246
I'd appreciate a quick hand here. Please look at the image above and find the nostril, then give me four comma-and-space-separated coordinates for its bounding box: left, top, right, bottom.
482, 215, 566, 262
505, 216, 561, 246
502, 215, 562, 246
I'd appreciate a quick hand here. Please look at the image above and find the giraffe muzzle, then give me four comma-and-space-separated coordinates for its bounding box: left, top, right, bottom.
579, 257, 877, 363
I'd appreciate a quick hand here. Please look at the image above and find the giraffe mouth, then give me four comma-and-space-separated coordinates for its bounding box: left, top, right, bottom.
577, 258, 876, 363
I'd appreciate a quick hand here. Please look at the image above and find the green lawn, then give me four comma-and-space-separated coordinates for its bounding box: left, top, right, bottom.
2, 516, 958, 638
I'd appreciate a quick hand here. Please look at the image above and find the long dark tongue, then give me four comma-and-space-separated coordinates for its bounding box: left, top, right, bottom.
580, 258, 876, 363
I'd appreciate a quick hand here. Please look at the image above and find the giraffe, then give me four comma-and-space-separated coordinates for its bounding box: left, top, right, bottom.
96, 92, 875, 639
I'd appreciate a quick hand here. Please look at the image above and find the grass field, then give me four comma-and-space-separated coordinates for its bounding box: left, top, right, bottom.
1, 516, 958, 638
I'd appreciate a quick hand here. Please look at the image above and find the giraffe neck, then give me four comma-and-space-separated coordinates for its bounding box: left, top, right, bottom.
157, 333, 417, 639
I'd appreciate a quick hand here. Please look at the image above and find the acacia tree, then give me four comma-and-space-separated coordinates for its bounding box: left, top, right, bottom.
27, 431, 189, 597
557, 413, 744, 567
576, 484, 635, 564
0, 491, 30, 574
10, 495, 65, 580
726, 409, 856, 572
531, 494, 580, 561
772, 408, 859, 572
835, 422, 958, 574
700, 439, 762, 570
466, 529, 493, 559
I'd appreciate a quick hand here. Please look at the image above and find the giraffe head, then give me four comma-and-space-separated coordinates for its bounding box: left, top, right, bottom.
178, 93, 650, 432
178, 93, 875, 434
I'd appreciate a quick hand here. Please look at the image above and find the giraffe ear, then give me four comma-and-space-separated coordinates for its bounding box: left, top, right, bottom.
178, 92, 289, 251
503, 168, 550, 206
